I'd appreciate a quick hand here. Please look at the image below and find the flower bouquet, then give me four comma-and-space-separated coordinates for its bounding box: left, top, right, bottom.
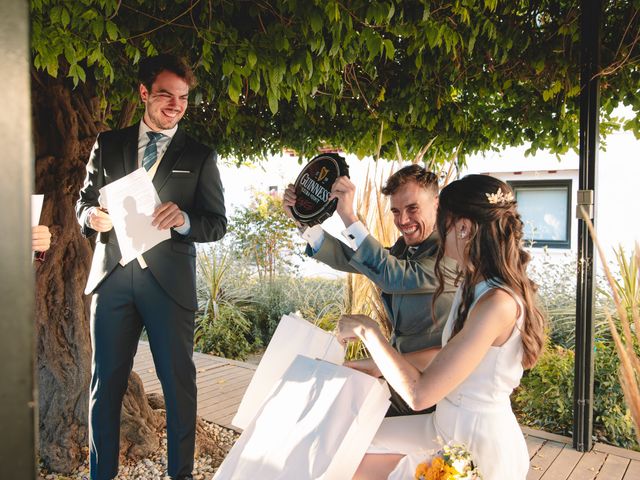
414, 442, 482, 480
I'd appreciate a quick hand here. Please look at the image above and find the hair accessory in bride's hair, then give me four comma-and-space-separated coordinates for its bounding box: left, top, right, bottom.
485, 188, 514, 205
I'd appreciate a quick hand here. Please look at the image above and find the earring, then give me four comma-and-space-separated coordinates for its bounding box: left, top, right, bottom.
458, 231, 467, 239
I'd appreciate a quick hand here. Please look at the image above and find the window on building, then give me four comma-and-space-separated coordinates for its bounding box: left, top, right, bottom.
507, 179, 572, 249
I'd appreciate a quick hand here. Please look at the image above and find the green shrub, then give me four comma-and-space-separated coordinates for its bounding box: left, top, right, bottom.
245, 276, 345, 346
527, 255, 613, 349
593, 341, 639, 450
513, 344, 574, 435
245, 278, 296, 345
195, 303, 253, 360
194, 245, 255, 360
228, 192, 303, 281
514, 342, 639, 451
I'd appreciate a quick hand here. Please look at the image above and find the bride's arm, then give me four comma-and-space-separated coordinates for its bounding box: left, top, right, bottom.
345, 347, 440, 378
338, 289, 518, 411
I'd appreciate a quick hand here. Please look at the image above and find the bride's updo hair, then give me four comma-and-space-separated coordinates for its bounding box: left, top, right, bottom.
433, 174, 546, 369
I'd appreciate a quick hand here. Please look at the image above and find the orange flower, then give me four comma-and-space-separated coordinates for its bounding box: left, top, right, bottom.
415, 462, 429, 479
425, 467, 438, 480
431, 457, 445, 471
414, 442, 482, 480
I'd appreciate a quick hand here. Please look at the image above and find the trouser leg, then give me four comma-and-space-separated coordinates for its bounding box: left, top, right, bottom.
134, 265, 196, 479
89, 264, 143, 480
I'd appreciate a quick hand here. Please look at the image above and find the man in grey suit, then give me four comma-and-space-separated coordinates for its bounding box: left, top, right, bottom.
76, 54, 226, 480
284, 165, 457, 416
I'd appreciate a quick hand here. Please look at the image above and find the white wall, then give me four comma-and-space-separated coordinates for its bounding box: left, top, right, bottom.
463, 123, 640, 258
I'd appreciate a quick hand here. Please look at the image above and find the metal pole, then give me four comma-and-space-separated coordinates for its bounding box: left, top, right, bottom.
0, 0, 37, 477
573, 0, 601, 453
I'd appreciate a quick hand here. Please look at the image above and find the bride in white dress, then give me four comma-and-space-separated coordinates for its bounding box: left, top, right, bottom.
338, 174, 546, 480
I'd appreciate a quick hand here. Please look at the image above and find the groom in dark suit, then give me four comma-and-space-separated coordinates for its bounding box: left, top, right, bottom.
76, 54, 226, 480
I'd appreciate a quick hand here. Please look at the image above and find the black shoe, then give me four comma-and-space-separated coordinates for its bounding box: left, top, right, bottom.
172, 476, 193, 480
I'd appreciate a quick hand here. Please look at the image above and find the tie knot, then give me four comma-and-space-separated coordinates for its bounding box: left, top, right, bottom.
147, 131, 164, 144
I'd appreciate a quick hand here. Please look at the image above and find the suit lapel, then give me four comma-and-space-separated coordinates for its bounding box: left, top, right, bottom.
153, 126, 186, 193
389, 237, 409, 259
122, 124, 139, 176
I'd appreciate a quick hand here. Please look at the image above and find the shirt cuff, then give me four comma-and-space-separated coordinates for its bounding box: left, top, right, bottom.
84, 207, 98, 228
301, 224, 325, 253
173, 211, 191, 235
341, 221, 369, 250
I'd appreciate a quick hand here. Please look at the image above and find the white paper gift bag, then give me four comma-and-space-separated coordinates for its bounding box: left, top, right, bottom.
232, 313, 345, 429
214, 355, 391, 480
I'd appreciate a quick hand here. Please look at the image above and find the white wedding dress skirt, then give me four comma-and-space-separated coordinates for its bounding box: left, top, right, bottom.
369, 280, 530, 480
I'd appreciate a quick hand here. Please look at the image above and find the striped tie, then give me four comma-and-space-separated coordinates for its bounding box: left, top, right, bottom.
142, 131, 164, 171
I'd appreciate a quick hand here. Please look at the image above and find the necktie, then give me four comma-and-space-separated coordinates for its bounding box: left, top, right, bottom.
142, 131, 165, 171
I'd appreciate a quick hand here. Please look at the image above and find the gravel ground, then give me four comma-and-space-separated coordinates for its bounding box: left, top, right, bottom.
39, 421, 240, 480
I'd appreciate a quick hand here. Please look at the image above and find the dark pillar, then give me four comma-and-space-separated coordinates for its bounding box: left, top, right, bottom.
573, 0, 601, 453
0, 0, 37, 477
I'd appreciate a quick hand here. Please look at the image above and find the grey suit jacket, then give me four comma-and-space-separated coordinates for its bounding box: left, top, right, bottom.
310, 231, 458, 353
76, 123, 227, 311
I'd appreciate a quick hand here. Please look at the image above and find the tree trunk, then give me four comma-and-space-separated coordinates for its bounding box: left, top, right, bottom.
32, 74, 165, 473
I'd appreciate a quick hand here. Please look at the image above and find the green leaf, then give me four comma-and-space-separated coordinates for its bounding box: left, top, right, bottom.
468, 30, 478, 54
87, 47, 102, 66
45, 54, 59, 78
305, 51, 313, 78
566, 84, 580, 98
105, 20, 118, 41
228, 74, 242, 103
60, 7, 71, 28
267, 89, 279, 115
80, 9, 98, 21
101, 58, 114, 82
332, 1, 340, 22
533, 59, 545, 74
383, 39, 395, 60
64, 45, 76, 65
425, 25, 440, 49
387, 3, 396, 21
365, 30, 382, 59
68, 63, 86, 87
76, 64, 86, 82
92, 19, 104, 39
249, 73, 261, 93
222, 60, 234, 77
50, 5, 62, 24
310, 11, 322, 34
247, 50, 257, 68
415, 53, 423, 69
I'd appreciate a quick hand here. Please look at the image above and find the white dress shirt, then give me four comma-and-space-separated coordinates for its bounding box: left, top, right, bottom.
129, 122, 191, 267
86, 120, 192, 267
301, 220, 370, 253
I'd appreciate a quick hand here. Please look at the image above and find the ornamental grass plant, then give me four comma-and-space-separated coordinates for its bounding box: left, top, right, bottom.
194, 245, 255, 360
515, 209, 640, 450
581, 207, 640, 445
344, 130, 460, 360
527, 254, 611, 349
344, 158, 397, 360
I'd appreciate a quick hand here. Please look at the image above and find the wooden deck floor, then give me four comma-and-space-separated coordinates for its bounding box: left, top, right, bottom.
133, 342, 640, 479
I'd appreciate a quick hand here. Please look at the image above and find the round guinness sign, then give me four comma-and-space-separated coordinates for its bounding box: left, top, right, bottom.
291, 153, 349, 226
